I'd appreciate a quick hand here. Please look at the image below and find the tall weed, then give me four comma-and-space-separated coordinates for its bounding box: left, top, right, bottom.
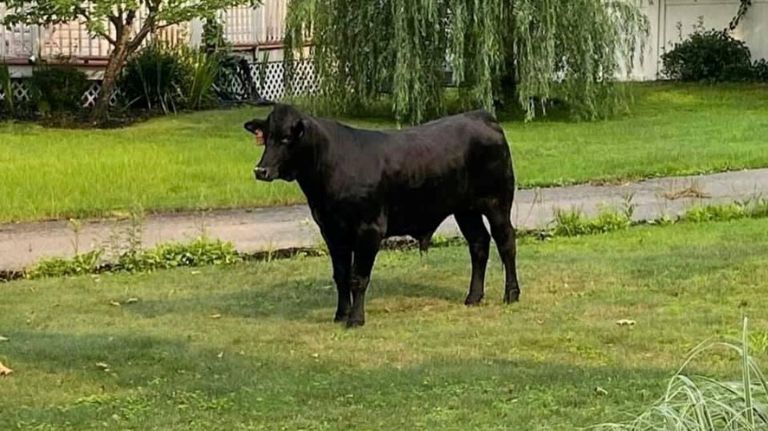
595, 318, 768, 430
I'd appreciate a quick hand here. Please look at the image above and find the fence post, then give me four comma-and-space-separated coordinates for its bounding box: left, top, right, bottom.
31, 24, 41, 61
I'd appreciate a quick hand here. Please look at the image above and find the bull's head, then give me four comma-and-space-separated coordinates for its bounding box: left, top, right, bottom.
244, 105, 308, 182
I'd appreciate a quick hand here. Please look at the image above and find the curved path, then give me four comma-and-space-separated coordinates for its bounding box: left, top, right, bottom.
2, 169, 768, 271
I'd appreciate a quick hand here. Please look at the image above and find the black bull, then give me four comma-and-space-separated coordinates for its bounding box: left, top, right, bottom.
244, 104, 520, 327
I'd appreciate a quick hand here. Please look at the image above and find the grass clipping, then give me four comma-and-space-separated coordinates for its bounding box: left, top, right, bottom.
596, 317, 768, 430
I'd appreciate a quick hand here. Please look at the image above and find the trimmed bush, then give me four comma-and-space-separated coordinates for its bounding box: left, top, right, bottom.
662, 28, 766, 82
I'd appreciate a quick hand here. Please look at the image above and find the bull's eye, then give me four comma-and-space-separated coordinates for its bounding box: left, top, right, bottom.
280, 138, 291, 145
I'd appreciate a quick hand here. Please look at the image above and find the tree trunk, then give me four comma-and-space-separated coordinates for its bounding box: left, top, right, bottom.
90, 34, 131, 124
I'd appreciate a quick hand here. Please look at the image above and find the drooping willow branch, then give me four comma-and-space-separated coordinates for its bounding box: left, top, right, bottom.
285, 0, 648, 124
728, 0, 752, 31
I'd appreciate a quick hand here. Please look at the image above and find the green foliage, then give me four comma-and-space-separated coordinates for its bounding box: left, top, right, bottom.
662, 28, 754, 82
202, 16, 231, 53
284, 0, 648, 123
596, 317, 768, 431
119, 42, 224, 112
547, 198, 768, 240
179, 48, 222, 110
552, 207, 632, 237
120, 43, 188, 113
26, 237, 242, 279
752, 60, 768, 82
681, 203, 748, 223
681, 198, 768, 223
28, 65, 89, 114
114, 237, 242, 273
26, 250, 102, 279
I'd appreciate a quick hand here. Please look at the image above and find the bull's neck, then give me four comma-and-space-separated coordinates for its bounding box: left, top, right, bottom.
295, 134, 333, 207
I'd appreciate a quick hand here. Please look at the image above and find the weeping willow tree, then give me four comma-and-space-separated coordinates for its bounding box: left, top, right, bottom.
284, 0, 649, 124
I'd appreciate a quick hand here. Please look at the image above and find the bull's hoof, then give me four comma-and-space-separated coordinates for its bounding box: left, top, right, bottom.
334, 312, 351, 323
464, 294, 484, 306
346, 318, 365, 328
503, 291, 520, 304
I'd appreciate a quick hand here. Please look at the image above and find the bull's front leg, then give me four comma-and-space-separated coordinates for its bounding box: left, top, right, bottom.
347, 226, 382, 328
327, 241, 353, 322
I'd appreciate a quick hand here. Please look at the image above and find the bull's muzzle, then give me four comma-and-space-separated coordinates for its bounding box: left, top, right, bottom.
254, 167, 276, 182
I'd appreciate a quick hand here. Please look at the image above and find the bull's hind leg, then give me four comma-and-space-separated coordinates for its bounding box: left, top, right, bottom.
485, 204, 521, 303
455, 212, 491, 306
347, 225, 382, 328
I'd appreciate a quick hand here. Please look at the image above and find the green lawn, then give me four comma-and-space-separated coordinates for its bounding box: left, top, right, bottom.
2, 219, 768, 429
1, 83, 767, 222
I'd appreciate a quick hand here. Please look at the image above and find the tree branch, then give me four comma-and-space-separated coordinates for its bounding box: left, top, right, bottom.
127, 20, 154, 52
96, 30, 117, 46
108, 14, 123, 36
75, 6, 91, 22
125, 9, 137, 26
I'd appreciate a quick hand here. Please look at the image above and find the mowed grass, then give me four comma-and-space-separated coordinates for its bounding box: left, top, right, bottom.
2, 83, 768, 222
2, 219, 768, 430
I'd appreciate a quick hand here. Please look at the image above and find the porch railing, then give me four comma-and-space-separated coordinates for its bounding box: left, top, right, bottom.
0, 0, 288, 63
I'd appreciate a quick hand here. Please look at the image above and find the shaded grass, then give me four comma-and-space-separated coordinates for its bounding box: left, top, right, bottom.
2, 219, 768, 429
1, 83, 768, 223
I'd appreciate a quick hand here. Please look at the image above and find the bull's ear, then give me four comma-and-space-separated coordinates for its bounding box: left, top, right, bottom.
244, 119, 266, 145
243, 119, 266, 135
292, 119, 308, 140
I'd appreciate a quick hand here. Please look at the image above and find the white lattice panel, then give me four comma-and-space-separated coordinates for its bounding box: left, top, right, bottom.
80, 81, 120, 107
12, 80, 30, 102
246, 59, 317, 101
0, 80, 120, 108
3, 60, 315, 110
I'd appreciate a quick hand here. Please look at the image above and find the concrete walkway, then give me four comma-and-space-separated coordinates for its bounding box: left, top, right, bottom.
2, 168, 767, 271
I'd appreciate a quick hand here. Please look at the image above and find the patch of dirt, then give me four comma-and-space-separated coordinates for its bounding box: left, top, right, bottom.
663, 186, 711, 200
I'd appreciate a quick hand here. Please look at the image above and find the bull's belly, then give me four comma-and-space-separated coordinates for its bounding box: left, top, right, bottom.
383, 200, 460, 238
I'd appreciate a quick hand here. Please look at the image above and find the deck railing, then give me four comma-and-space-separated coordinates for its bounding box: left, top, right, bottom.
0, 0, 288, 63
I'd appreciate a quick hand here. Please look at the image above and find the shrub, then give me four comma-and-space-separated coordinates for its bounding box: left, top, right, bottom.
119, 42, 190, 113
28, 65, 90, 114
178, 47, 221, 110
120, 42, 227, 112
662, 29, 754, 82
753, 59, 768, 81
